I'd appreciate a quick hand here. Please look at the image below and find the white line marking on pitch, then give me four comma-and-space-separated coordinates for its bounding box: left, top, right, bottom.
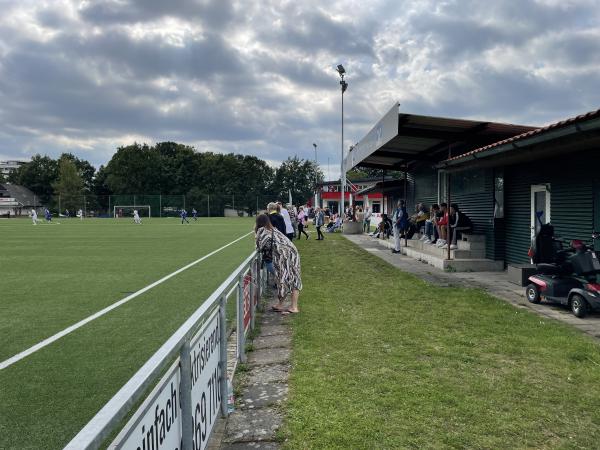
0, 231, 253, 371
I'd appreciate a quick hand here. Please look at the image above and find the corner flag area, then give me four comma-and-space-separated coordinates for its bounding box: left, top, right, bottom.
0, 218, 254, 449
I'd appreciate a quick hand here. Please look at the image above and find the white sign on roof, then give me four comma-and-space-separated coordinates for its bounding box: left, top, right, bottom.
346, 102, 399, 171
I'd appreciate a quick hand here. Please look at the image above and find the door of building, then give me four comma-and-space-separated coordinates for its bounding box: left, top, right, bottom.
531, 184, 551, 239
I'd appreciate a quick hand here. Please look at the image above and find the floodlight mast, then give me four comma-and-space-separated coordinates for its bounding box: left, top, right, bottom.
313, 143, 318, 208
337, 64, 348, 216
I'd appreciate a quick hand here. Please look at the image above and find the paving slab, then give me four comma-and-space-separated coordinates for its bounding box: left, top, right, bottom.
224, 407, 283, 443
259, 325, 291, 337
260, 311, 286, 326
253, 334, 291, 350
238, 383, 288, 409
245, 364, 290, 385
248, 347, 291, 367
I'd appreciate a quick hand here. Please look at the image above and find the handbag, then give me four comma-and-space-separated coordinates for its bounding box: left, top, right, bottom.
261, 228, 274, 264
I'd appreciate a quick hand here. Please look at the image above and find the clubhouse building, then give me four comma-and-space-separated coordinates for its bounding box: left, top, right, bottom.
345, 103, 600, 275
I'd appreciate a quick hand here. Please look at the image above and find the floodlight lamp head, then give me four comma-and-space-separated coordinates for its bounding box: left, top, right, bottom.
337, 64, 345, 75
340, 79, 348, 93
313, 143, 317, 148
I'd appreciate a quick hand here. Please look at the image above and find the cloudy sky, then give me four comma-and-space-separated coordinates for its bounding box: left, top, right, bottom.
1, 0, 599, 179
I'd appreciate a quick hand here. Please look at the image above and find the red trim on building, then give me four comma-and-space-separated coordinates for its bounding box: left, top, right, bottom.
445, 108, 600, 163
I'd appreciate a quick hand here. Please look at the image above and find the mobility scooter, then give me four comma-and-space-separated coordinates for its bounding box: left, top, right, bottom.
525, 224, 600, 318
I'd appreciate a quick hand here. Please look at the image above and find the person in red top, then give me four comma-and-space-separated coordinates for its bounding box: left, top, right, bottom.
435, 203, 449, 247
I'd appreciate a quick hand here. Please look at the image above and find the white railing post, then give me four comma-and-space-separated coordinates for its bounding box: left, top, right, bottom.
219, 294, 228, 417
179, 340, 194, 450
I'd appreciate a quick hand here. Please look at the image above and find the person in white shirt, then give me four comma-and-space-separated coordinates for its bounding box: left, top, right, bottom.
133, 209, 142, 224
31, 208, 38, 225
363, 206, 372, 233
76, 209, 83, 220
278, 202, 295, 241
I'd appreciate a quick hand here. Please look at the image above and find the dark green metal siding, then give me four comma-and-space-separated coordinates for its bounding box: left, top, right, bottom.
504, 166, 536, 265
413, 166, 438, 208
505, 151, 598, 265
449, 169, 498, 260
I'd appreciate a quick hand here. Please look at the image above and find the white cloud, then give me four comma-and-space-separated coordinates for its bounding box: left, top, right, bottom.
0, 0, 599, 174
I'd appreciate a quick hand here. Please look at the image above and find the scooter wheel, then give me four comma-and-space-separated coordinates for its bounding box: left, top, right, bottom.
525, 284, 541, 304
570, 294, 589, 318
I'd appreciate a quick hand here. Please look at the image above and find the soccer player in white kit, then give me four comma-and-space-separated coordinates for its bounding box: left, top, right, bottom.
31, 208, 38, 225
133, 209, 142, 224
77, 209, 83, 220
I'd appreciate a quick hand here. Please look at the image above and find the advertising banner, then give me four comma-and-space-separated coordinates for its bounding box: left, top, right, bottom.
189, 309, 222, 450
110, 363, 182, 450
110, 309, 223, 450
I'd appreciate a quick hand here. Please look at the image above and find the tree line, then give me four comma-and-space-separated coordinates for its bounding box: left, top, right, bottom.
6, 142, 323, 215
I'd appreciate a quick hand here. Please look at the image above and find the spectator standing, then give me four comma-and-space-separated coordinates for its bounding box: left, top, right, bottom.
356, 207, 364, 226
255, 214, 302, 314
267, 202, 286, 235
297, 207, 309, 239
279, 203, 295, 241
288, 204, 298, 239
315, 207, 325, 240
392, 200, 408, 254
363, 206, 372, 233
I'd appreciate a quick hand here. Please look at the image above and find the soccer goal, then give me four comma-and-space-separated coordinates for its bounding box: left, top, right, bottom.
113, 205, 151, 218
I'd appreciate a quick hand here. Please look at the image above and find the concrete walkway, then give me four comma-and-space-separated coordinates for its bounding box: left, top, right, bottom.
344, 233, 600, 340
213, 296, 291, 449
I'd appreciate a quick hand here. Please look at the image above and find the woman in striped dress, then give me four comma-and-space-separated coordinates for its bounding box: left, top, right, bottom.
256, 213, 302, 314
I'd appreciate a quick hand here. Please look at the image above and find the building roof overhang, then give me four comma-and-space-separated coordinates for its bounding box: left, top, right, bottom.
346, 102, 536, 172
436, 109, 600, 172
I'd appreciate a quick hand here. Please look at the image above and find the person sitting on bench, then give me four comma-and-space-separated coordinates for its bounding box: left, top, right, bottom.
326, 214, 342, 232
441, 203, 472, 249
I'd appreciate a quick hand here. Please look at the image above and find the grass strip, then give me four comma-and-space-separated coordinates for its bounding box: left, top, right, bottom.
283, 234, 600, 449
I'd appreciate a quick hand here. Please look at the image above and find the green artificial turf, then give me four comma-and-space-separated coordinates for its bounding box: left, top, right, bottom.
283, 234, 600, 449
0, 217, 254, 449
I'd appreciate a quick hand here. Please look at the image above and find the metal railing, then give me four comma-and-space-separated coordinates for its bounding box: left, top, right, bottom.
64, 251, 265, 450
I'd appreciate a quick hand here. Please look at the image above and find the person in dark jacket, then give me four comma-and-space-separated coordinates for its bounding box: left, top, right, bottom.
314, 207, 325, 240
443, 203, 472, 249
392, 200, 408, 253
267, 202, 286, 234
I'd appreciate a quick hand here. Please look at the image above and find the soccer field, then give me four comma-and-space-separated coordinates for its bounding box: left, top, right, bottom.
0, 217, 255, 449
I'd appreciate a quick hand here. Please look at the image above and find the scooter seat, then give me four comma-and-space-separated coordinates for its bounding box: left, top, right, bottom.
536, 263, 563, 275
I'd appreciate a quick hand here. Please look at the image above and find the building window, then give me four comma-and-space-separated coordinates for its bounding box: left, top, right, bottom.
494, 169, 504, 218
451, 169, 485, 195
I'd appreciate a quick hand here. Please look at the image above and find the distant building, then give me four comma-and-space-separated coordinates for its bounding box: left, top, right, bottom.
0, 183, 38, 217
0, 160, 26, 178
318, 177, 390, 214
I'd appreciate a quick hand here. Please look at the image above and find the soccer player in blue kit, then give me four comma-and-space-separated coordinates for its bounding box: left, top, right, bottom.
180, 209, 190, 224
